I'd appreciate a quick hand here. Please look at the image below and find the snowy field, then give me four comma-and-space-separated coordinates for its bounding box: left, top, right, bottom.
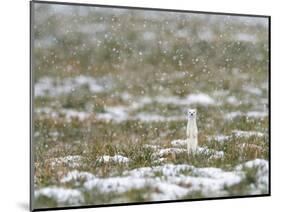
32, 3, 269, 209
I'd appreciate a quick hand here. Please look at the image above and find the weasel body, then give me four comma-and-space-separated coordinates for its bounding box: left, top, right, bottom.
186, 109, 198, 153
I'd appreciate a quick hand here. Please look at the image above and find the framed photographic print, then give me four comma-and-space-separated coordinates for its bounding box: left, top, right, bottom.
30, 0, 270, 211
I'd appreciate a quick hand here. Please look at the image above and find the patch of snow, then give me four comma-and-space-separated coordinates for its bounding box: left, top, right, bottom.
97, 155, 131, 163
142, 31, 156, 41
94, 93, 217, 123
35, 187, 84, 204
121, 96, 153, 111
136, 96, 154, 106
35, 107, 91, 121
235, 33, 257, 42
134, 113, 184, 122
171, 139, 187, 147
49, 131, 60, 138
125, 167, 156, 178
84, 176, 149, 194
120, 92, 132, 101
233, 130, 265, 138
82, 163, 241, 200
238, 143, 262, 151
143, 144, 160, 150
225, 111, 243, 120
49, 155, 83, 168
57, 159, 268, 201
154, 164, 193, 177
150, 182, 189, 200
226, 96, 240, 105
197, 147, 224, 159
246, 111, 268, 118
199, 29, 214, 41
74, 75, 105, 93
243, 85, 262, 96
61, 170, 95, 183
261, 81, 268, 90
175, 28, 191, 38
62, 109, 90, 121
171, 140, 224, 157
235, 159, 269, 194
186, 93, 215, 105
154, 148, 187, 158
34, 131, 40, 137
154, 96, 183, 105
236, 159, 268, 170
96, 106, 128, 122
35, 75, 111, 97
155, 93, 215, 106
208, 135, 231, 142
225, 111, 268, 120
35, 107, 59, 119
213, 90, 229, 97
195, 167, 240, 184
155, 144, 224, 159
96, 106, 184, 123
34, 77, 53, 97
153, 157, 167, 163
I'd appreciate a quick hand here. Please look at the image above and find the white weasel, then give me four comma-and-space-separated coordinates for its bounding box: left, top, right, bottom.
186, 109, 198, 153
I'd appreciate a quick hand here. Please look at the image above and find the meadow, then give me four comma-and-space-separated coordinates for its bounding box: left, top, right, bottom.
32, 3, 269, 209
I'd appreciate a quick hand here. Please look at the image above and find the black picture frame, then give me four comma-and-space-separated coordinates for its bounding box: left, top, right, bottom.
30, 1, 271, 211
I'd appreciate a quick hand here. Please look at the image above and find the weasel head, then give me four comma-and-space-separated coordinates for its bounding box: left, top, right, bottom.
187, 109, 197, 120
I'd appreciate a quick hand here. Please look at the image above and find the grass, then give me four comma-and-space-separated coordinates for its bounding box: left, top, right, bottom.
32, 3, 269, 209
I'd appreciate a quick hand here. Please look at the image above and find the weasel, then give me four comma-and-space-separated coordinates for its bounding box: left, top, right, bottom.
186, 109, 198, 153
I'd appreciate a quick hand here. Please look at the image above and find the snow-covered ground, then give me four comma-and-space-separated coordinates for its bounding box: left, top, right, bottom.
35, 135, 268, 204
34, 81, 268, 124
47, 155, 84, 169
225, 111, 268, 120
35, 187, 84, 205
97, 155, 131, 163
207, 130, 267, 143
35, 75, 113, 97
35, 107, 91, 122
33, 75, 269, 206
35, 158, 268, 204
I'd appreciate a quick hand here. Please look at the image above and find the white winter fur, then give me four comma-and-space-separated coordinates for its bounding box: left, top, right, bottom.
186, 109, 198, 153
